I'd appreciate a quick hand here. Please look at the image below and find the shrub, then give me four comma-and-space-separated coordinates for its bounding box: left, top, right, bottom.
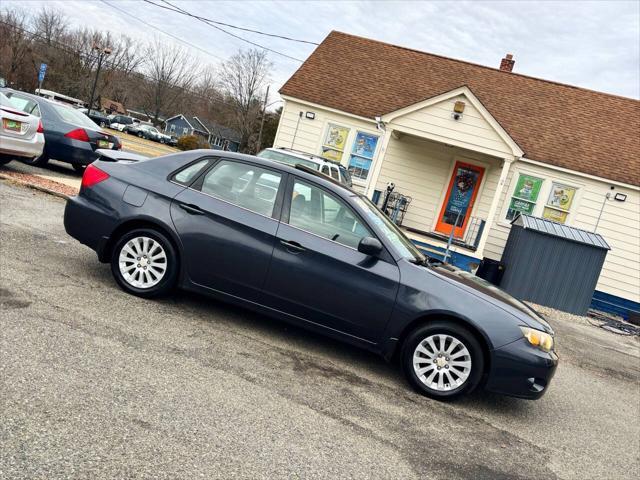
176, 135, 210, 151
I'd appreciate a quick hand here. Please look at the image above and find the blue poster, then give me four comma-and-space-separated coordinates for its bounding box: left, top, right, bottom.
348, 132, 378, 180
441, 166, 480, 227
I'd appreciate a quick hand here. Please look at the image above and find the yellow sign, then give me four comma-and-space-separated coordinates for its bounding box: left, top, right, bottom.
323, 124, 349, 151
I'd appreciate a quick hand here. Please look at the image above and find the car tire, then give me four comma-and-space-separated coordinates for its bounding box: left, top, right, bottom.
110, 228, 178, 299
100, 121, 107, 128
401, 321, 484, 400
23, 152, 49, 167
137, 132, 144, 138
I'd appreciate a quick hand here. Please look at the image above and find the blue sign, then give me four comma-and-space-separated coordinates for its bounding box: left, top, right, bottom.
38, 63, 47, 83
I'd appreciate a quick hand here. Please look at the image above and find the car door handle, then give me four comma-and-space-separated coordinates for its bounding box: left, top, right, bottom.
280, 240, 306, 253
179, 203, 205, 215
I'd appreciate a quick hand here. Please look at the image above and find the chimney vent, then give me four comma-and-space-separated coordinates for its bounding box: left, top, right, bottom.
500, 53, 515, 72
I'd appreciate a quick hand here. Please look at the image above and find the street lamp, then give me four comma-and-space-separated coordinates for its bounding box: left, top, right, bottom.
87, 44, 111, 116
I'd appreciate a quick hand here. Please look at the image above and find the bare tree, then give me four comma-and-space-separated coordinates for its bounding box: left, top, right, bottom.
140, 38, 198, 123
219, 49, 272, 152
32, 7, 67, 45
0, 9, 35, 89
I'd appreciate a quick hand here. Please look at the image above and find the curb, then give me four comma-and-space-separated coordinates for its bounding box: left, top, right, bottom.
0, 173, 71, 200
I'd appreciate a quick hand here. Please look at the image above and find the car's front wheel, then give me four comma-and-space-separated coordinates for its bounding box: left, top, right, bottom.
401, 321, 484, 400
110, 228, 178, 298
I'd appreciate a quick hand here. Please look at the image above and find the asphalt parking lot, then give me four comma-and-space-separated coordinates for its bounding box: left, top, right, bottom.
1, 181, 639, 480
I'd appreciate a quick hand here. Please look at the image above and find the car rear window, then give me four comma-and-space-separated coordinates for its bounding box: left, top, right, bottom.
257, 150, 319, 170
50, 102, 99, 129
5, 94, 41, 117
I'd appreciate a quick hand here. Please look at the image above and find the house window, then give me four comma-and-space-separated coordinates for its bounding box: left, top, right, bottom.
170, 124, 175, 132
542, 183, 577, 224
347, 131, 378, 181
320, 124, 350, 162
182, 127, 188, 135
506, 174, 544, 221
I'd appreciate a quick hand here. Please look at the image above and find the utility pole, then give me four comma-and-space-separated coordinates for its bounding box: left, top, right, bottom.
87, 45, 111, 115
256, 85, 270, 153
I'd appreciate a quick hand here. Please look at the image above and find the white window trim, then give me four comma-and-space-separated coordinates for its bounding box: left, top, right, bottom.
498, 167, 584, 228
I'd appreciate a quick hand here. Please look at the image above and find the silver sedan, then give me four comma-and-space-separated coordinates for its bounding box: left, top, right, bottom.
0, 91, 45, 165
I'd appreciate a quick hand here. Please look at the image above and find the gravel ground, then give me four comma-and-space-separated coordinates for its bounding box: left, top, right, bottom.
1, 181, 639, 480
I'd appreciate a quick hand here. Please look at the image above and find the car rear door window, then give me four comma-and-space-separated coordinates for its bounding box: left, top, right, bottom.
198, 160, 282, 217
288, 179, 372, 249
172, 159, 210, 185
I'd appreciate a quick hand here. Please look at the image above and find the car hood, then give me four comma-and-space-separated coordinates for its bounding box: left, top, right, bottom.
428, 262, 554, 334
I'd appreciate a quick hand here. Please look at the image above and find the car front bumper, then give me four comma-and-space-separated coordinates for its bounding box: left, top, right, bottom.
485, 338, 558, 400
0, 133, 45, 159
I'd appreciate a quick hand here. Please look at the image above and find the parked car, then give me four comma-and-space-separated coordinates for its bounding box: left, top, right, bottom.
64, 150, 558, 400
3, 89, 122, 173
257, 147, 352, 187
78, 108, 110, 128
0, 91, 44, 165
126, 123, 172, 144
108, 114, 136, 132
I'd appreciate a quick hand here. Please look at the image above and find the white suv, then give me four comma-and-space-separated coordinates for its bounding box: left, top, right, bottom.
257, 148, 352, 187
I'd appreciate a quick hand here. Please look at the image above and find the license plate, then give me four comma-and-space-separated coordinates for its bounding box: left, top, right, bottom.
97, 139, 109, 148
2, 118, 22, 132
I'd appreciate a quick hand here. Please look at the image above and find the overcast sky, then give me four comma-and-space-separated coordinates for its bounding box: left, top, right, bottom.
9, 0, 640, 103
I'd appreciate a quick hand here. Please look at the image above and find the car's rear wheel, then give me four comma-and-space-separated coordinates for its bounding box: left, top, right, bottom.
100, 121, 107, 128
137, 132, 144, 138
110, 228, 178, 298
401, 321, 484, 400
22, 152, 49, 166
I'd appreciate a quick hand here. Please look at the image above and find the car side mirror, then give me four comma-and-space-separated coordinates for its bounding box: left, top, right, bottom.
358, 237, 383, 257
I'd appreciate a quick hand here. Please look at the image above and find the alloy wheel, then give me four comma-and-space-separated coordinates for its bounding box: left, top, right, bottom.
412, 334, 472, 392
118, 236, 167, 289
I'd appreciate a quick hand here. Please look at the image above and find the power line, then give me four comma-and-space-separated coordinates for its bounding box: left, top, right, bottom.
99, 0, 225, 62
143, 0, 305, 62
156, 0, 318, 46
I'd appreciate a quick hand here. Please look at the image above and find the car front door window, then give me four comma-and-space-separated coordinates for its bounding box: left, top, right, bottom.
198, 160, 282, 217
288, 179, 372, 249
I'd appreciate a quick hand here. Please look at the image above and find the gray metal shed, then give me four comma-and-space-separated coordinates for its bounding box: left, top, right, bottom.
499, 215, 610, 315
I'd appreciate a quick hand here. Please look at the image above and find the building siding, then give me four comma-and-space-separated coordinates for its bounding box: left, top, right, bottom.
484, 162, 640, 303
390, 94, 514, 159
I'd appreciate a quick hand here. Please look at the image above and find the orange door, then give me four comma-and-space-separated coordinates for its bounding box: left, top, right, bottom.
435, 161, 485, 238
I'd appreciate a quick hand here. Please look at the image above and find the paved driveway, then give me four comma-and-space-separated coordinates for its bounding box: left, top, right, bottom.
1, 182, 638, 480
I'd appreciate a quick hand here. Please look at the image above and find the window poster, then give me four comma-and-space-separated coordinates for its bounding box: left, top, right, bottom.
546, 183, 576, 211
506, 174, 544, 220
323, 124, 349, 151
348, 132, 378, 180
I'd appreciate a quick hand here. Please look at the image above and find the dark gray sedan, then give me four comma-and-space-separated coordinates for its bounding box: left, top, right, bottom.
3, 89, 121, 173
64, 150, 558, 400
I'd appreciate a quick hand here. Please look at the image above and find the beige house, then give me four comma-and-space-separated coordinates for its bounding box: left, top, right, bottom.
274, 31, 640, 319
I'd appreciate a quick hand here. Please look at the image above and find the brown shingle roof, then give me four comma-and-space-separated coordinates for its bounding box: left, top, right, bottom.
280, 31, 640, 187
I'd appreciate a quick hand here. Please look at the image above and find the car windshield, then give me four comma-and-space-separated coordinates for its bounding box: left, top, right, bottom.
50, 102, 100, 129
353, 195, 425, 262
257, 150, 320, 170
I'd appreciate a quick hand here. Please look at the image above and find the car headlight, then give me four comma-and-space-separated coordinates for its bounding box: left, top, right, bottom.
520, 327, 554, 352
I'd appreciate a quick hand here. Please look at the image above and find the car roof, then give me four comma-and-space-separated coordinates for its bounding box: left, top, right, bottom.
263, 147, 346, 168
188, 149, 357, 196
